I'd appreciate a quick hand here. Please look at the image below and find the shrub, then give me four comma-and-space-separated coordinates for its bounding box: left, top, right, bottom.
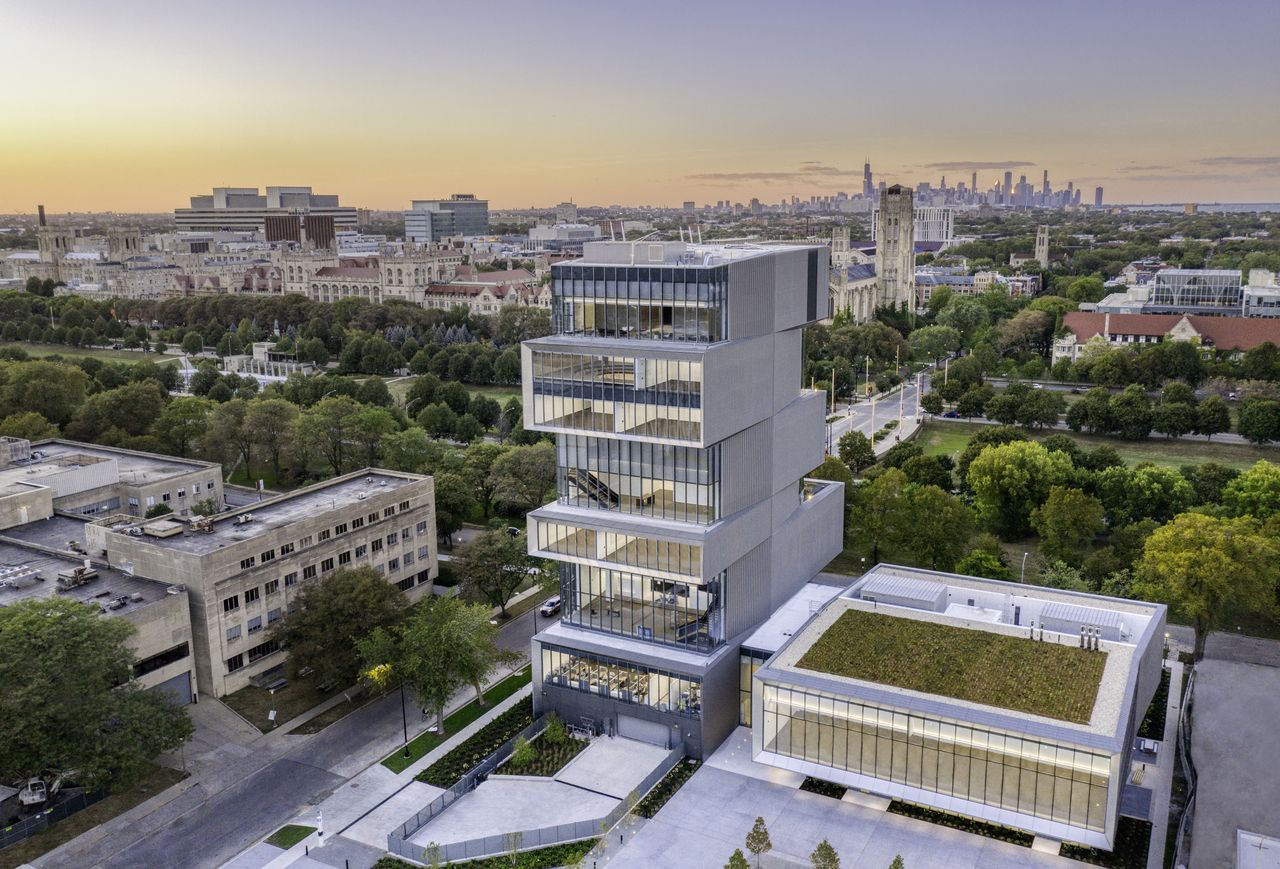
544, 713, 567, 745
510, 735, 534, 767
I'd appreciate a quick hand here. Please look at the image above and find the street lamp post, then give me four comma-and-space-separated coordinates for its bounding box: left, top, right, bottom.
1020, 552, 1029, 583
400, 681, 411, 757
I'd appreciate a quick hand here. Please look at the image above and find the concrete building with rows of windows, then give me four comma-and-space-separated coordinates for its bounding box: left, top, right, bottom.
85, 470, 437, 697
523, 239, 844, 758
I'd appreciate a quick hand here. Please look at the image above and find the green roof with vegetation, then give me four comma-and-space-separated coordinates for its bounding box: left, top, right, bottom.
795, 608, 1106, 724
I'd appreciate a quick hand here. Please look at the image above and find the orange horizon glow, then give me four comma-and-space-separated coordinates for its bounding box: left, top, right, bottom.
2, 0, 1278, 213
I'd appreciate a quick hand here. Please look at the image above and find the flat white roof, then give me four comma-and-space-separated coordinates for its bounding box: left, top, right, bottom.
741, 581, 843, 654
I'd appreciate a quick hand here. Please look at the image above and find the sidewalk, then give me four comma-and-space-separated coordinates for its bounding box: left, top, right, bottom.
224, 672, 535, 869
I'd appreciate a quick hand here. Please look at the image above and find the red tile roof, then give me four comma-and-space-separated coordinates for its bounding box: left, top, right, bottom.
1063, 312, 1280, 352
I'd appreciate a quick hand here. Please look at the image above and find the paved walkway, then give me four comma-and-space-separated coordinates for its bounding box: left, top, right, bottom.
1143, 660, 1184, 869
608, 727, 1080, 869
221, 677, 534, 869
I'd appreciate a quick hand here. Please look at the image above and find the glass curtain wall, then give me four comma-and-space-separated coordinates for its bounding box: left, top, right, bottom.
760, 683, 1111, 833
542, 645, 702, 717
533, 519, 702, 580
551, 264, 728, 342
739, 650, 769, 726
561, 564, 724, 650
530, 351, 703, 441
557, 435, 719, 524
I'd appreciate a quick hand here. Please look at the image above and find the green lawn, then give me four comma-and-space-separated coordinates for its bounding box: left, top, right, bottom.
220, 677, 344, 734
0, 765, 187, 869
916, 419, 1277, 471
796, 608, 1106, 724
265, 824, 315, 849
382, 665, 532, 773
0, 341, 179, 365
383, 376, 520, 407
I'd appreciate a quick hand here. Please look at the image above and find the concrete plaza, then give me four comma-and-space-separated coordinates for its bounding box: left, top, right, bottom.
607, 727, 1083, 869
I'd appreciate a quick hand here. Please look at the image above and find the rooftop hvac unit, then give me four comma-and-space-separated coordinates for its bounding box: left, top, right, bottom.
129, 592, 144, 603
56, 566, 99, 589
165, 585, 184, 595
357, 492, 367, 500
236, 513, 254, 525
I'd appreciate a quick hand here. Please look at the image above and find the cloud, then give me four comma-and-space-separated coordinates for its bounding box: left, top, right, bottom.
686, 164, 862, 184
923, 160, 1035, 171
1194, 156, 1280, 168
1118, 164, 1173, 173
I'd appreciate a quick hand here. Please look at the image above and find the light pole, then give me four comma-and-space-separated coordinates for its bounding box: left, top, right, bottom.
400, 681, 411, 757
1020, 552, 1029, 583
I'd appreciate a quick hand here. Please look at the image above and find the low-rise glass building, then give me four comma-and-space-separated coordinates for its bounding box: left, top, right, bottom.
750, 566, 1166, 850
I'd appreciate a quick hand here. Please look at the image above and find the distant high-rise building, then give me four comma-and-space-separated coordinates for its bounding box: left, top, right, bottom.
683, 201, 697, 214
876, 185, 916, 311
1042, 170, 1050, 198
1002, 171, 1013, 204
1035, 225, 1050, 269
554, 201, 578, 223
971, 172, 978, 195
863, 159, 873, 198
404, 194, 490, 242
1094, 187, 1104, 208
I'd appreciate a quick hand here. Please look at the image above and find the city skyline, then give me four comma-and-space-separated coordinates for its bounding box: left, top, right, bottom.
2, 0, 1278, 212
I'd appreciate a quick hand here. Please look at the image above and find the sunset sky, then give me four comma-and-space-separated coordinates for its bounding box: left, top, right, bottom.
2, 0, 1278, 213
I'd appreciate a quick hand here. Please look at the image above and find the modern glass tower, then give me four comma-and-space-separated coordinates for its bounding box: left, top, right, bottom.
523, 240, 844, 757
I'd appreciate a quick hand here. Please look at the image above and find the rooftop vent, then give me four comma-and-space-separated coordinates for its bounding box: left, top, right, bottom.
235, 513, 254, 525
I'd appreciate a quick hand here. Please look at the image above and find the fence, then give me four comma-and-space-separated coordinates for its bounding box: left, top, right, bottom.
388, 736, 686, 865
0, 788, 107, 851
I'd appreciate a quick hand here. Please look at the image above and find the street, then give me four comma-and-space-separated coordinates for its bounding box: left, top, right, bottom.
42, 609, 549, 869
827, 370, 931, 454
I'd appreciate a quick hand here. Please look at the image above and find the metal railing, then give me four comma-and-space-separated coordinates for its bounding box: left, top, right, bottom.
388, 737, 686, 865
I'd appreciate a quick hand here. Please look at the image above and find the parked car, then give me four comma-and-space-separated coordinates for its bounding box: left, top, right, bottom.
539, 595, 562, 617
943, 410, 959, 418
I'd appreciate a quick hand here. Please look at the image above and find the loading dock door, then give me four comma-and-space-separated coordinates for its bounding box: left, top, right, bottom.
617, 714, 670, 748
150, 670, 193, 707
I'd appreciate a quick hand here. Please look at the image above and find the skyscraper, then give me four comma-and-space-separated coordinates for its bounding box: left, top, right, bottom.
1002, 171, 1013, 204
863, 159, 873, 198
971, 172, 978, 196
1042, 170, 1050, 198
523, 240, 843, 757
1095, 186, 1104, 208
876, 185, 915, 311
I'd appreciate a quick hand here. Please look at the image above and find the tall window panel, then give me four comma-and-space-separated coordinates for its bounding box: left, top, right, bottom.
557, 435, 720, 524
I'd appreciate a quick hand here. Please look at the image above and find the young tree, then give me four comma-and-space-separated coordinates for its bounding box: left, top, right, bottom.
271, 566, 407, 688
847, 468, 911, 562
245, 398, 299, 482
434, 472, 477, 545
152, 396, 215, 457
745, 816, 772, 868
488, 442, 556, 515
955, 548, 1013, 580
351, 405, 399, 467
906, 484, 974, 570
1134, 513, 1280, 659
180, 330, 204, 355
1031, 486, 1106, 566
838, 430, 876, 474
810, 838, 840, 869
1195, 395, 1231, 440
0, 410, 59, 440
203, 397, 255, 478
726, 849, 751, 869
888, 857, 905, 869
811, 455, 854, 488
1222, 460, 1280, 519
1238, 398, 1280, 444
456, 529, 531, 617
0, 597, 193, 791
145, 503, 174, 519
298, 395, 363, 477
418, 402, 458, 439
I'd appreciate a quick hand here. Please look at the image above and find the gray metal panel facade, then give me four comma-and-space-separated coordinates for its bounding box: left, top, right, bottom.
727, 256, 775, 339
